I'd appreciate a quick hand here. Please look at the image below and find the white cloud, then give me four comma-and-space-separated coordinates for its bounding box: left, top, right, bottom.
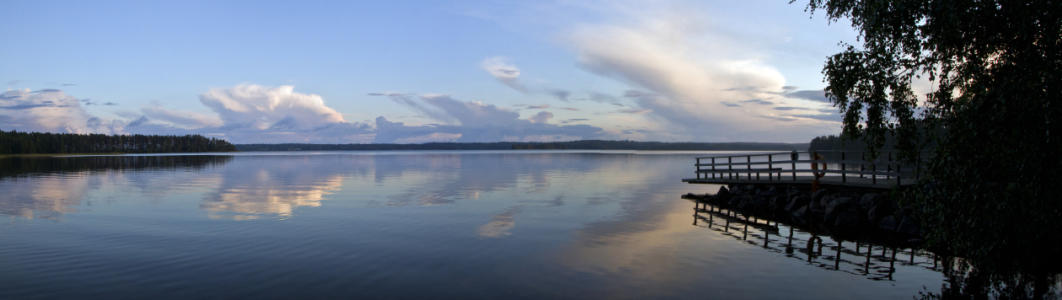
480, 57, 573, 101
0, 89, 122, 134
140, 100, 222, 129
527, 111, 554, 124
374, 94, 605, 143
125, 85, 372, 144
560, 0, 838, 141
480, 57, 528, 93
199, 84, 345, 130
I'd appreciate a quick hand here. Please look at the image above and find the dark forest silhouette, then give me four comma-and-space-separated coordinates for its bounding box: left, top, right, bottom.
0, 129, 237, 154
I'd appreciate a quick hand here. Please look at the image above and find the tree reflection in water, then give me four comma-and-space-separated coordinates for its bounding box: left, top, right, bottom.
0, 155, 233, 218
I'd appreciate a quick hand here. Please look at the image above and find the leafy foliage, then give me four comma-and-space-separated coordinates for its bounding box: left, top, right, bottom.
801, 0, 1062, 265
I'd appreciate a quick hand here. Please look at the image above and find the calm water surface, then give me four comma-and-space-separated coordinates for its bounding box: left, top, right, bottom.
1, 151, 946, 299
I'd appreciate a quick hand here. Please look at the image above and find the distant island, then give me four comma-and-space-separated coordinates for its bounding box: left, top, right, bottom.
0, 130, 237, 154
236, 140, 809, 151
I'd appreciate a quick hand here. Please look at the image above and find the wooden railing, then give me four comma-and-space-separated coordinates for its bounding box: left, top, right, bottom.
693, 150, 927, 186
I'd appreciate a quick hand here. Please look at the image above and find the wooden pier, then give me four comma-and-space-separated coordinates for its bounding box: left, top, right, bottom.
682, 151, 923, 190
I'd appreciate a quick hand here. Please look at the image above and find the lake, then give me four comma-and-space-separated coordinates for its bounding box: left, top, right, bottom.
1, 151, 952, 299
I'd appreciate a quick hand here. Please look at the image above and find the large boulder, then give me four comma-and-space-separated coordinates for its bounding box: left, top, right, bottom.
833, 208, 868, 237
769, 195, 788, 214
728, 195, 747, 208
877, 215, 899, 232
824, 197, 855, 225
716, 186, 730, 197
811, 189, 831, 208
859, 193, 882, 210
786, 195, 810, 212
790, 205, 809, 225
898, 216, 921, 237
867, 201, 895, 224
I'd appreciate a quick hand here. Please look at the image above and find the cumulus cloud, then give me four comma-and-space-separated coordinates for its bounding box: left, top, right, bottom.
119, 85, 375, 143
199, 84, 345, 130
528, 111, 554, 123
140, 100, 222, 129
0, 89, 122, 134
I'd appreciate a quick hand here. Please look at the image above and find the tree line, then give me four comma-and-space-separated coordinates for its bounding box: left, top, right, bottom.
0, 129, 237, 154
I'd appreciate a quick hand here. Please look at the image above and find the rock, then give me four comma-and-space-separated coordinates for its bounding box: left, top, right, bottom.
752, 197, 770, 215
867, 202, 895, 224
833, 208, 867, 237
878, 215, 899, 232
729, 195, 745, 208
860, 193, 882, 210
716, 186, 730, 197
898, 216, 921, 237
737, 185, 756, 196
791, 205, 808, 225
786, 195, 810, 212
824, 197, 854, 225
769, 195, 787, 213
811, 189, 831, 208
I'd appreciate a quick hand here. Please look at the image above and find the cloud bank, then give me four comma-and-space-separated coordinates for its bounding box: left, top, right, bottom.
0, 89, 122, 134
556, 0, 840, 141
2, 84, 605, 144
373, 93, 604, 143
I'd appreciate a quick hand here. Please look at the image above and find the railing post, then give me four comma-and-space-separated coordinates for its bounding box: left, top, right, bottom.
729, 157, 733, 180
712, 157, 716, 179
860, 152, 865, 178
791, 151, 797, 180
747, 156, 752, 180
887, 153, 892, 179
872, 163, 877, 185
841, 152, 847, 183
697, 157, 701, 179
768, 155, 773, 180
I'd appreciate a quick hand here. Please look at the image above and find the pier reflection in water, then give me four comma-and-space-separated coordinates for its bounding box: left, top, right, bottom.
689, 199, 1062, 299
690, 200, 941, 281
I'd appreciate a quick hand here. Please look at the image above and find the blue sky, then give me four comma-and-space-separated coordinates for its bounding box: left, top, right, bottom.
2, 0, 862, 143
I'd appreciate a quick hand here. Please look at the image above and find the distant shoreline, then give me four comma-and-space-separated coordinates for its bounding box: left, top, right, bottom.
235, 140, 810, 152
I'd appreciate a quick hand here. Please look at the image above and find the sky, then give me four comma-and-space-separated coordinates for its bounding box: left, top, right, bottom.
1, 0, 863, 144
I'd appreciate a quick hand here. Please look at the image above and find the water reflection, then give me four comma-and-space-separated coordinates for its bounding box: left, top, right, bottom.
0, 155, 232, 218
689, 199, 1062, 299
690, 200, 941, 281
478, 206, 523, 238
4, 151, 1055, 299
198, 155, 355, 219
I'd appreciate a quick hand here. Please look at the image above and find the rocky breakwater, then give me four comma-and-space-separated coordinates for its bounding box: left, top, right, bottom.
686, 185, 924, 244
